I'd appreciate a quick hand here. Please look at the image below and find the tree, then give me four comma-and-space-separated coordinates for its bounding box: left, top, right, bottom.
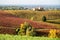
42, 16, 46, 22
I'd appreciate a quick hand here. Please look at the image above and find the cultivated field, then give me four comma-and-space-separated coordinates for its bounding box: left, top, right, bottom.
3, 10, 60, 28
0, 10, 60, 38
3, 10, 60, 21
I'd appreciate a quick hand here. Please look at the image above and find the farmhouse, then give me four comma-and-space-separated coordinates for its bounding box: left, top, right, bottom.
32, 7, 45, 11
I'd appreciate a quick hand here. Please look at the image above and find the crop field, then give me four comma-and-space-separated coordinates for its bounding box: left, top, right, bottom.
0, 10, 59, 29
3, 10, 60, 21
47, 19, 60, 24
1, 10, 60, 28
0, 34, 60, 40
0, 10, 60, 33
3, 10, 60, 27
0, 10, 60, 39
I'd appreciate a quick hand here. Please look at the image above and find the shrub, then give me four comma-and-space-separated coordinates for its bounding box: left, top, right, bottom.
16, 21, 35, 36
19, 24, 25, 35
48, 29, 57, 38
16, 23, 27, 35
42, 16, 46, 22
23, 22, 35, 36
16, 28, 20, 35
26, 24, 35, 36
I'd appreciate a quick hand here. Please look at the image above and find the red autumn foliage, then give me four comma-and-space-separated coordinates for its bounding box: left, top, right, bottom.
0, 27, 16, 34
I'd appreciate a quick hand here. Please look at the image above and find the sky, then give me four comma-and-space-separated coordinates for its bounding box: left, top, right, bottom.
0, 0, 60, 5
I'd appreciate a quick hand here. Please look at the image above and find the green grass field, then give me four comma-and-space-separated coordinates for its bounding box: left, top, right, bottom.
0, 34, 60, 40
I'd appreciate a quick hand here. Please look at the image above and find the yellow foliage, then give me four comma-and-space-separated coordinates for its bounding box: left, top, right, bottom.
26, 29, 30, 36
48, 29, 57, 38
20, 24, 24, 29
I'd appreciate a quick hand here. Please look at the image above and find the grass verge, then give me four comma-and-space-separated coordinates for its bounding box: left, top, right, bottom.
0, 34, 60, 40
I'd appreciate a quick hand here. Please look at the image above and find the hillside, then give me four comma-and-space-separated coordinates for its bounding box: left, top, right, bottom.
0, 11, 59, 34
0, 10, 60, 35
3, 10, 60, 27
4, 10, 60, 21
0, 11, 58, 29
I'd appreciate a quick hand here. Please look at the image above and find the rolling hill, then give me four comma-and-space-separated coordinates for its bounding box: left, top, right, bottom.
0, 10, 60, 35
